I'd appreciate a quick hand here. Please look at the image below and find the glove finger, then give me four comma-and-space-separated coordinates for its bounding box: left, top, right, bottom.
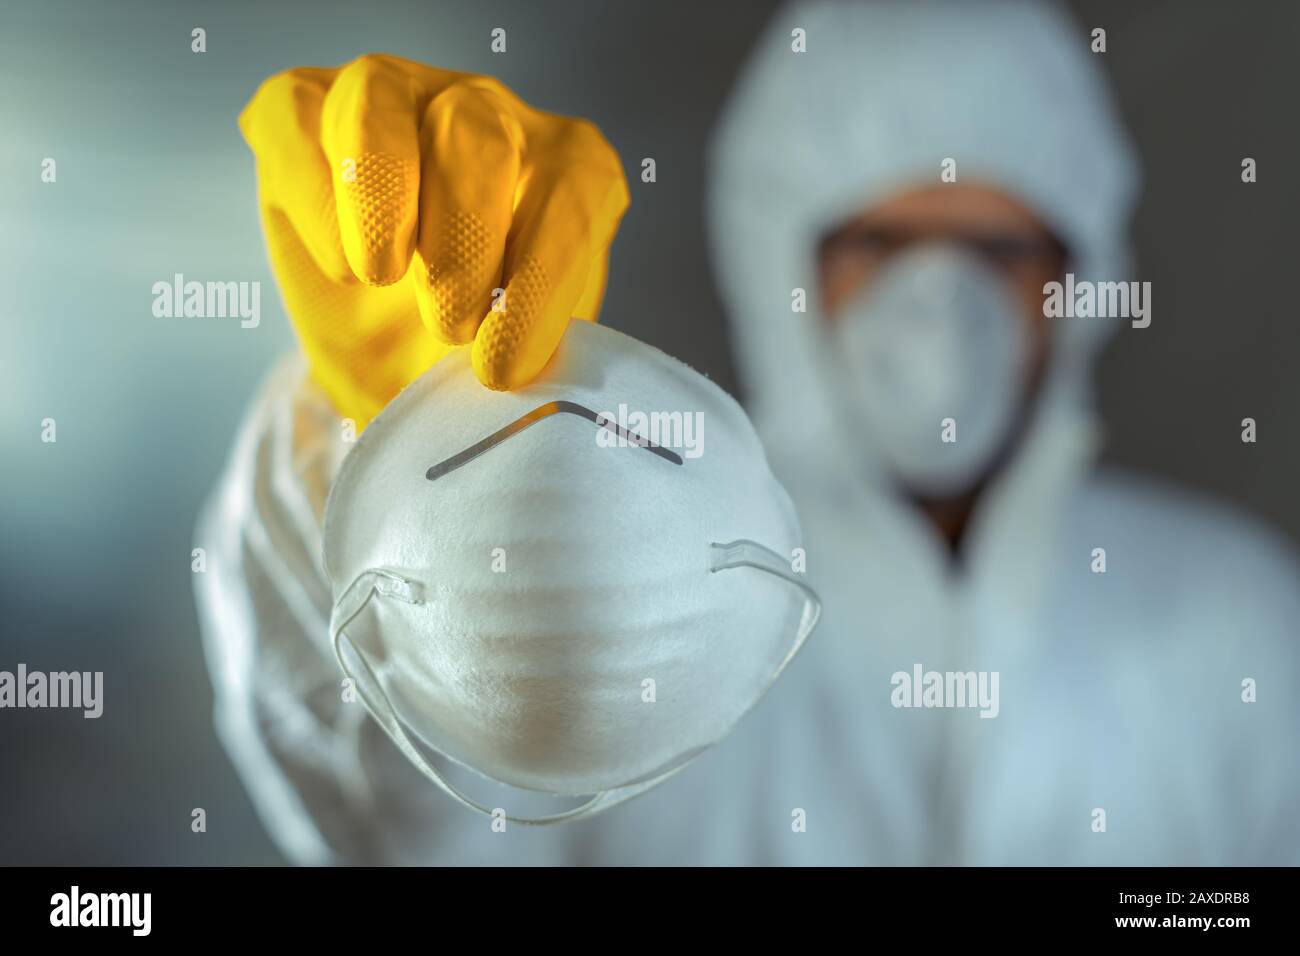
414, 79, 522, 345
472, 120, 630, 390
320, 55, 426, 286
239, 66, 352, 283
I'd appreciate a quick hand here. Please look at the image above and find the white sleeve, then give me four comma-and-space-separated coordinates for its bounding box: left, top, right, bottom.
194, 356, 601, 866
193, 355, 418, 864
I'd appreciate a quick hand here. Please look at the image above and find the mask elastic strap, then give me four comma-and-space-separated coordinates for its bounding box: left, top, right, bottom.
709, 539, 822, 680
329, 569, 686, 826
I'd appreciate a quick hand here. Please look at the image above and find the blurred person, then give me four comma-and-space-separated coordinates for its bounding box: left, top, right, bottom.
196, 0, 1300, 864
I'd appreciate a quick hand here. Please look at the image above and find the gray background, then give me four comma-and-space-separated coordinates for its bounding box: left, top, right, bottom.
0, 0, 1295, 864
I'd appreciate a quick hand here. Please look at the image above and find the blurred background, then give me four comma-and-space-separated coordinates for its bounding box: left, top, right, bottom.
1, 0, 1296, 864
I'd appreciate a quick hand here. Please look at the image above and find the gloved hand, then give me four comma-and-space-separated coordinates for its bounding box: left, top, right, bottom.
239, 54, 631, 428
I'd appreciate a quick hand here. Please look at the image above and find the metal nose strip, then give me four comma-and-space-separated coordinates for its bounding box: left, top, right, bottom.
425, 400, 684, 481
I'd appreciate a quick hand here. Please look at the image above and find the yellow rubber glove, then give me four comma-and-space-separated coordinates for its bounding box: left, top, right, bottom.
239, 54, 631, 428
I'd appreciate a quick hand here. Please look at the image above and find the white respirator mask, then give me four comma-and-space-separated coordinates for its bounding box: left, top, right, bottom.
323, 319, 820, 825
826, 244, 1030, 496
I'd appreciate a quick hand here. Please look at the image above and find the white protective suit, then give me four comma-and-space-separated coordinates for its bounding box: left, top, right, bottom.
196, 0, 1300, 865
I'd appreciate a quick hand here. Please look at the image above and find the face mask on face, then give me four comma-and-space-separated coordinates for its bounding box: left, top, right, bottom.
825, 244, 1031, 497
324, 320, 820, 825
